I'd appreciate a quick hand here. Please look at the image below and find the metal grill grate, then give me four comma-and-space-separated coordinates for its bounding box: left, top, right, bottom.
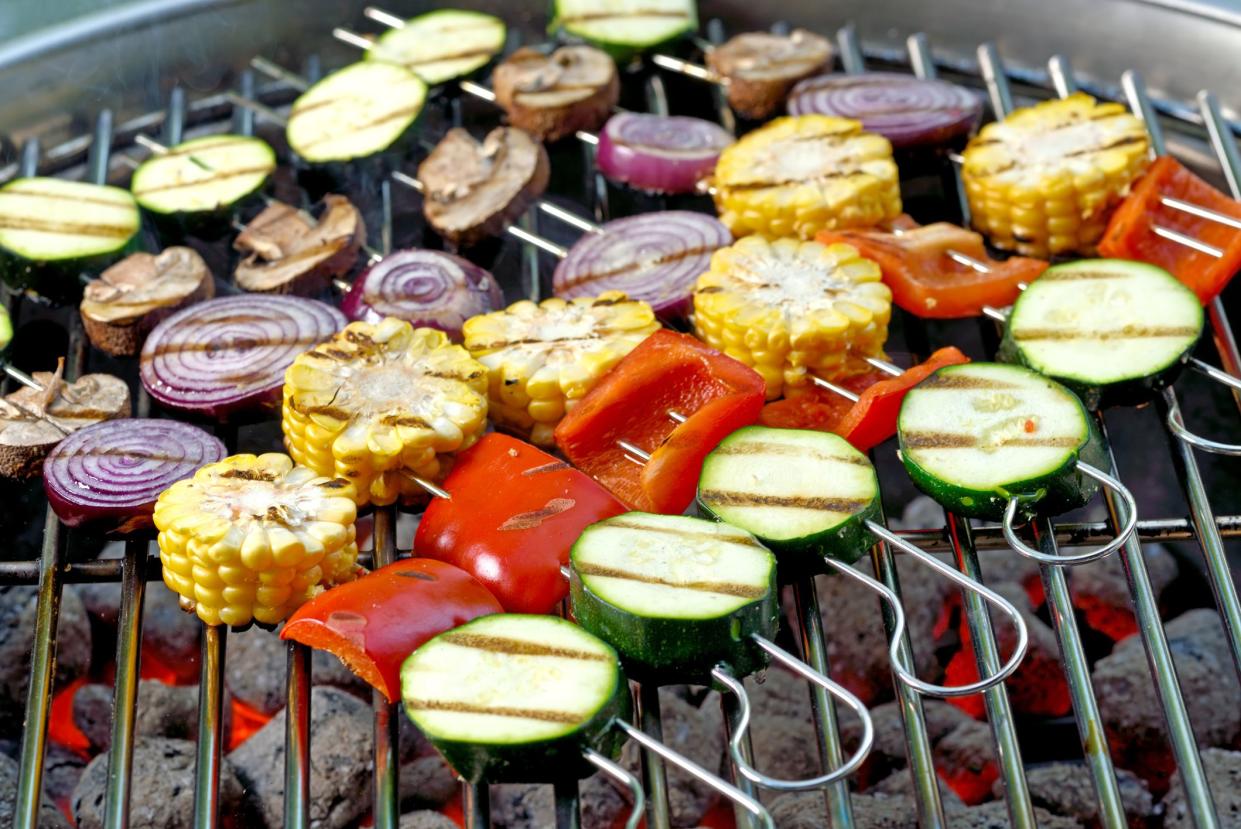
4, 11, 1241, 829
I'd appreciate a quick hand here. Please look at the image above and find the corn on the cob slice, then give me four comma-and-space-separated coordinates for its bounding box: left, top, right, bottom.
961, 93, 1150, 258
710, 115, 901, 240
283, 317, 489, 506
693, 236, 892, 399
154, 453, 359, 627
463, 292, 659, 445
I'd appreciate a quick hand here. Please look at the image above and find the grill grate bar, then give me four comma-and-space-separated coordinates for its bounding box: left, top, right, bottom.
102, 538, 148, 828
285, 641, 312, 829
371, 506, 402, 829
945, 515, 1035, 827
193, 625, 228, 829
13, 109, 110, 829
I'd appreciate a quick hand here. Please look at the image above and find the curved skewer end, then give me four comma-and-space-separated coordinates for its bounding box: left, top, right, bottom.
1002, 461, 1138, 565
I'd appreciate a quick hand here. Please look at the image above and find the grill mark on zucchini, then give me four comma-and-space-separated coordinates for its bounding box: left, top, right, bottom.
601, 518, 766, 547
294, 106, 424, 150
132, 165, 274, 196
0, 190, 135, 209
918, 374, 1019, 390
405, 698, 584, 724
401, 46, 499, 66
1034, 269, 1129, 282
0, 217, 135, 238
575, 561, 768, 598
560, 9, 692, 22
153, 138, 261, 158
709, 440, 870, 465
1013, 325, 1201, 341
902, 431, 1082, 449
440, 632, 612, 661
699, 490, 871, 512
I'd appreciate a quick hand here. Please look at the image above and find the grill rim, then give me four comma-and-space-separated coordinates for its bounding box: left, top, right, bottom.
1, 12, 1239, 829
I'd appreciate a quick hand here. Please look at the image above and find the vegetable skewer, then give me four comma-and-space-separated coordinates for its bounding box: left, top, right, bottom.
401, 613, 775, 827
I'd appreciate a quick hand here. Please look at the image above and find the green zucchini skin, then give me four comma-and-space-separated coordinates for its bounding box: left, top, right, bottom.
999, 259, 1204, 410
696, 425, 882, 577
401, 614, 630, 784
367, 9, 507, 86
0, 236, 144, 306
548, 0, 696, 62
569, 513, 779, 684
898, 364, 1106, 521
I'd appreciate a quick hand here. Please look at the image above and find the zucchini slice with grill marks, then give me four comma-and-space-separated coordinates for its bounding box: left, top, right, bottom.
367, 9, 507, 85
401, 614, 630, 783
550, 0, 697, 61
1000, 259, 1203, 409
697, 425, 881, 572
287, 61, 428, 165
0, 177, 142, 301
898, 362, 1106, 521
570, 512, 778, 683
130, 135, 276, 234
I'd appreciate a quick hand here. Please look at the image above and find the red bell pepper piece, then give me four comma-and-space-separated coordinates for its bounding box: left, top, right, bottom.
759, 372, 882, 432
819, 220, 1048, 319
554, 330, 766, 514
759, 348, 970, 451
1100, 155, 1241, 304
282, 558, 502, 702
414, 433, 626, 614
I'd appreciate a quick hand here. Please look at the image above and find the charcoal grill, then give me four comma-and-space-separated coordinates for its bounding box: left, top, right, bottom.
2, 2, 1241, 828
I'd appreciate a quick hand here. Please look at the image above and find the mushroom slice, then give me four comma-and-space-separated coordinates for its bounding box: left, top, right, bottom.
80, 247, 215, 357
418, 127, 551, 247
0, 363, 131, 480
234, 195, 366, 295
492, 46, 619, 142
708, 30, 833, 120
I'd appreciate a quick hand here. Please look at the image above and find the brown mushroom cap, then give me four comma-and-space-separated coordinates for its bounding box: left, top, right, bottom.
0, 368, 131, 480
492, 46, 619, 142
708, 29, 833, 119
234, 195, 366, 295
80, 247, 215, 357
417, 127, 551, 247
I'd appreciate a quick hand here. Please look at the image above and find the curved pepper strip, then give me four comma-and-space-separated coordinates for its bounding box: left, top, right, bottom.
1100, 155, 1241, 304
554, 330, 766, 514
819, 221, 1048, 319
282, 558, 503, 702
414, 433, 626, 615
760, 347, 970, 451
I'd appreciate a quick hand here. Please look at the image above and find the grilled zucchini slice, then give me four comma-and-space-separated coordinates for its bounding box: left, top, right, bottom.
130, 135, 275, 236
367, 9, 506, 85
897, 362, 1106, 521
550, 0, 697, 61
287, 61, 428, 165
1001, 259, 1203, 409
0, 177, 142, 302
401, 614, 630, 783
698, 426, 881, 573
570, 512, 778, 683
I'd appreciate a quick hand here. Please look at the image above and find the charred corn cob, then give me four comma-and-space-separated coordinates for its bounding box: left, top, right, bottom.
961, 93, 1150, 258
154, 453, 359, 627
711, 115, 901, 240
693, 236, 891, 399
463, 292, 659, 445
283, 317, 489, 506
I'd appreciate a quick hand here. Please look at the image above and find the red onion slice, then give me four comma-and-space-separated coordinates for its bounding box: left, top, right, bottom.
340, 249, 504, 340
596, 113, 734, 194
44, 418, 226, 530
141, 294, 344, 418
553, 211, 731, 318
788, 72, 983, 148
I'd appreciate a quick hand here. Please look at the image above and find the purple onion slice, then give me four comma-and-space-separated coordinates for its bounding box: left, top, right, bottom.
340, 249, 504, 340
44, 418, 226, 531
553, 211, 731, 318
596, 113, 734, 194
141, 294, 345, 419
788, 72, 983, 148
